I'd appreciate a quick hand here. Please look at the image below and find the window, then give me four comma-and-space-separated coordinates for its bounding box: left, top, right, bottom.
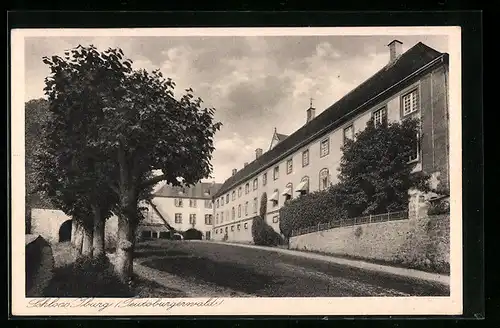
273, 165, 280, 180
286, 159, 293, 174
226, 194, 230, 203
216, 199, 219, 208
409, 131, 421, 162
253, 197, 258, 214
301, 150, 309, 167
298, 176, 310, 195
174, 198, 183, 207
272, 216, 279, 223
402, 88, 419, 116
189, 214, 196, 225
343, 125, 354, 144
271, 189, 279, 208
320, 138, 330, 157
220, 197, 224, 206
238, 204, 241, 218
221, 212, 224, 222
231, 225, 235, 231
216, 213, 219, 224
244, 223, 248, 229
205, 214, 212, 225
204, 199, 212, 209
232, 191, 236, 201
253, 178, 258, 190
245, 202, 249, 216
237, 224, 241, 230
238, 187, 242, 197
232, 207, 235, 220
284, 183, 293, 203
373, 107, 387, 128
189, 199, 197, 208
225, 227, 228, 233
319, 168, 330, 191
245, 183, 250, 194
263, 173, 267, 186
174, 213, 182, 224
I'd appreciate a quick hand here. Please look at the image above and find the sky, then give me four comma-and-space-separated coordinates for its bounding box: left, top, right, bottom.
24, 34, 448, 183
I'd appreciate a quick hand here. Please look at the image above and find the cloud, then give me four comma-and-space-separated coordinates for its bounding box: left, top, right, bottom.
211, 133, 268, 181
24, 34, 449, 182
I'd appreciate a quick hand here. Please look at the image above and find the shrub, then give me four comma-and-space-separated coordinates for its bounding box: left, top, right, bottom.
251, 216, 283, 246
260, 192, 268, 218
183, 228, 203, 240
279, 186, 348, 239
428, 198, 450, 215
44, 255, 132, 297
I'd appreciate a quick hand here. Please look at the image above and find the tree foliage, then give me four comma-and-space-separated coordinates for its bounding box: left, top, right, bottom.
259, 192, 267, 218
337, 117, 430, 217
279, 185, 347, 239
251, 216, 283, 246
37, 44, 222, 281
280, 117, 430, 236
25, 99, 53, 233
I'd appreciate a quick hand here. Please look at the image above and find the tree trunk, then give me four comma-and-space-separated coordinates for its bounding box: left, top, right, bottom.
73, 220, 84, 256
92, 205, 105, 258
71, 219, 77, 246
81, 222, 93, 257
115, 212, 135, 284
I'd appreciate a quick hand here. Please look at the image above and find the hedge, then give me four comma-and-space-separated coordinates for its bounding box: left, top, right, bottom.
251, 216, 283, 246
279, 187, 348, 239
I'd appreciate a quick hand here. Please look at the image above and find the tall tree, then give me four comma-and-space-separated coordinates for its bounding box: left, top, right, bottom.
41, 45, 222, 282
337, 117, 430, 217
25, 99, 52, 233
39, 45, 123, 257
97, 67, 222, 283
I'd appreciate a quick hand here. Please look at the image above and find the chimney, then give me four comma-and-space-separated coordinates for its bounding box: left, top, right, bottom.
244, 162, 248, 167
388, 40, 403, 64
306, 107, 316, 124
255, 148, 263, 159
232, 168, 237, 176
306, 97, 316, 124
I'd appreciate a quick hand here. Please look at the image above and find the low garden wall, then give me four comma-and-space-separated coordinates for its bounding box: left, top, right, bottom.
25, 235, 54, 296
289, 214, 450, 273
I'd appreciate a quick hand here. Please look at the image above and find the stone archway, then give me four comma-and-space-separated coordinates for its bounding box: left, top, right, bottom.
58, 220, 72, 242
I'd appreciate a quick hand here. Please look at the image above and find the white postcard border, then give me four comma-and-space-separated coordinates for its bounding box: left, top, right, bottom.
11, 26, 463, 316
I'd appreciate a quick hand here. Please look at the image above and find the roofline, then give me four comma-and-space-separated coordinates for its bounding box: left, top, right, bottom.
387, 39, 403, 46
214, 53, 447, 198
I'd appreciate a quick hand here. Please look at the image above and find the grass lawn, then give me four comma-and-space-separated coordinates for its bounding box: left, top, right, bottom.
44, 242, 186, 298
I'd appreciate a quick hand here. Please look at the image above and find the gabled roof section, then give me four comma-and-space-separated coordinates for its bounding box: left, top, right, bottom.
276, 133, 288, 141
214, 42, 446, 198
269, 127, 290, 151
154, 181, 222, 199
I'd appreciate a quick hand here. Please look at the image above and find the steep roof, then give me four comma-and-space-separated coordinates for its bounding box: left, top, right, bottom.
276, 133, 288, 141
154, 181, 222, 199
214, 42, 446, 198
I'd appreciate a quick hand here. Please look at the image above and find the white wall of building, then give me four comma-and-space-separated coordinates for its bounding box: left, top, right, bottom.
149, 196, 214, 237
212, 77, 427, 242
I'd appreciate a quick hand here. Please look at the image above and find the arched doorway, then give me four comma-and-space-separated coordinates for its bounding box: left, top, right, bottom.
58, 220, 72, 242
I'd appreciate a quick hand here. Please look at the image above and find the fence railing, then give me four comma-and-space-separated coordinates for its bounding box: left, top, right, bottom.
290, 210, 408, 237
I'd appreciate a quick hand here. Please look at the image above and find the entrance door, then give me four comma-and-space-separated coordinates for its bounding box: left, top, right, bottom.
205, 231, 211, 240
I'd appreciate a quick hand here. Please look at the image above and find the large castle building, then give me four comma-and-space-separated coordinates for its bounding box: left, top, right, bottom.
211, 40, 450, 243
